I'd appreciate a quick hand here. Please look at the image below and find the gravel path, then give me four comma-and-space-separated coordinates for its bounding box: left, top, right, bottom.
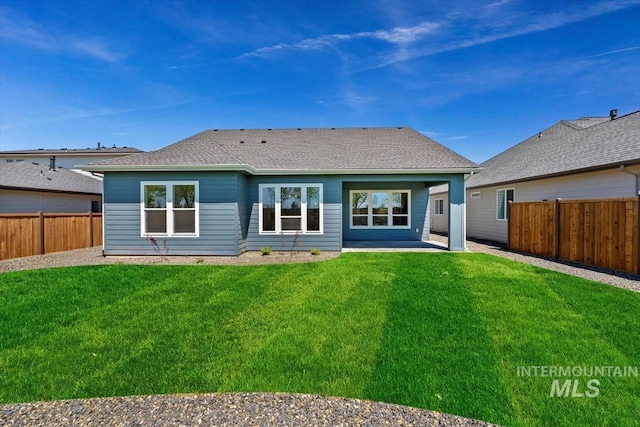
1, 393, 498, 426
430, 234, 640, 293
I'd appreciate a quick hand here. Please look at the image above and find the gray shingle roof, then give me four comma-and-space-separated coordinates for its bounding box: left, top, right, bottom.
0, 162, 102, 194
563, 117, 611, 129
82, 127, 478, 173
467, 110, 640, 189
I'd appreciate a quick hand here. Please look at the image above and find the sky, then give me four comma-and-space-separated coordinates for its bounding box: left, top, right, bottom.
0, 0, 639, 164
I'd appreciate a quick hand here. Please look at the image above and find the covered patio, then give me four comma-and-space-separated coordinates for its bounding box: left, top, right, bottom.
342, 240, 448, 252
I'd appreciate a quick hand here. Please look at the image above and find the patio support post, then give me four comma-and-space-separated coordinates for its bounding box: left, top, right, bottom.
448, 175, 467, 251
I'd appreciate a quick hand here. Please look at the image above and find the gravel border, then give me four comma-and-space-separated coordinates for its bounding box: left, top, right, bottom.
430, 234, 640, 293
0, 247, 341, 273
0, 393, 500, 427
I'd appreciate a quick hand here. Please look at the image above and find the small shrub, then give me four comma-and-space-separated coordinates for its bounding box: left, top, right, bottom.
260, 246, 272, 256
310, 248, 321, 255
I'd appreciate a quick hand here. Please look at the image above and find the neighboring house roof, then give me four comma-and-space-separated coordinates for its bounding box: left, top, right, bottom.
81, 127, 479, 174
0, 162, 102, 195
0, 146, 142, 155
467, 110, 640, 189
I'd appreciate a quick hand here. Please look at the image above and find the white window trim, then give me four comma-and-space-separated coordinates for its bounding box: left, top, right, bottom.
349, 190, 411, 229
434, 198, 444, 215
259, 184, 324, 235
470, 191, 481, 199
496, 188, 515, 221
140, 181, 199, 237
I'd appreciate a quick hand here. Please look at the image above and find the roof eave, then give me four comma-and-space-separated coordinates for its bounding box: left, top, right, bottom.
79, 164, 481, 175
0, 185, 102, 196
467, 160, 640, 190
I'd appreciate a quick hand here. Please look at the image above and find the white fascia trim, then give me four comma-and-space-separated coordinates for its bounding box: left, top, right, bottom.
79, 164, 482, 175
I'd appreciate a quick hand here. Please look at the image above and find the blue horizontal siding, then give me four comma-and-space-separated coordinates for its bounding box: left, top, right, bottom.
244, 176, 342, 251
342, 180, 429, 241
103, 171, 466, 255
103, 172, 241, 256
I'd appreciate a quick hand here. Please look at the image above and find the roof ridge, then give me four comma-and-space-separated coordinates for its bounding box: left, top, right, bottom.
204, 126, 409, 132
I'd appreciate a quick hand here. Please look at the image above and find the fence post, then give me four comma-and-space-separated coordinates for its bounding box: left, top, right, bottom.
555, 199, 562, 259
89, 211, 94, 247
637, 195, 640, 275
38, 211, 45, 255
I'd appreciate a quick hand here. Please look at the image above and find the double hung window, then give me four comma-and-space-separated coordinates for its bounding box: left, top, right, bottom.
141, 181, 198, 236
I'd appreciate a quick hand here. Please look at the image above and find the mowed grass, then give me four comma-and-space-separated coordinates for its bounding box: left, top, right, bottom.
1, 253, 638, 426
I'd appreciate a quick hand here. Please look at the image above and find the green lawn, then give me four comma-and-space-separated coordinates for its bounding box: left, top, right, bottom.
1, 253, 638, 426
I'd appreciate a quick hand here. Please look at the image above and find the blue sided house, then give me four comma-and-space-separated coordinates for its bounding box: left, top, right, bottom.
82, 128, 479, 255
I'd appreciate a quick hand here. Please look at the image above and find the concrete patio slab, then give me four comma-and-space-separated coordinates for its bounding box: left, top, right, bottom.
342, 240, 448, 252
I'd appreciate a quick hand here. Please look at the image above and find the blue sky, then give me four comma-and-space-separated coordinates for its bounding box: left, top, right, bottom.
1, 0, 639, 163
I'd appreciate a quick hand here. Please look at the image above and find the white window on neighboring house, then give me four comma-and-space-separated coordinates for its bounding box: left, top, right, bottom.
259, 184, 323, 234
141, 181, 199, 236
434, 198, 444, 215
350, 190, 411, 228
497, 188, 515, 220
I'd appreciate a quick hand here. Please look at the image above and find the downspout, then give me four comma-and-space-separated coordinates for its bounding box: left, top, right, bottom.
619, 165, 640, 195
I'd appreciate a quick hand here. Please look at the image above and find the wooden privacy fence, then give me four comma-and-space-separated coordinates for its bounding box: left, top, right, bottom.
0, 212, 102, 260
508, 197, 639, 274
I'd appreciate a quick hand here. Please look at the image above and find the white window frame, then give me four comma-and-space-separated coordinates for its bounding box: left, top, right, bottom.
140, 181, 199, 237
434, 198, 444, 215
470, 191, 481, 199
349, 190, 411, 229
496, 188, 515, 221
258, 184, 323, 234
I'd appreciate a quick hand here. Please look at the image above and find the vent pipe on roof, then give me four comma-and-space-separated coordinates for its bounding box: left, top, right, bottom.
49, 155, 56, 171
610, 109, 618, 120
97, 141, 101, 150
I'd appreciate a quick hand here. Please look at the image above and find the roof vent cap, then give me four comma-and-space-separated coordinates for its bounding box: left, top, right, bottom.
610, 109, 618, 120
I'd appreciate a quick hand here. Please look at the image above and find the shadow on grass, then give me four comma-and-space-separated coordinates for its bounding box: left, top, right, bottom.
363, 254, 513, 425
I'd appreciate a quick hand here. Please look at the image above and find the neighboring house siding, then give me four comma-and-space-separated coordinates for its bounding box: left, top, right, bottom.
0, 189, 101, 213
103, 171, 241, 256
465, 184, 509, 242
342, 180, 429, 241
435, 167, 640, 244
515, 167, 638, 201
244, 176, 343, 252
429, 191, 449, 233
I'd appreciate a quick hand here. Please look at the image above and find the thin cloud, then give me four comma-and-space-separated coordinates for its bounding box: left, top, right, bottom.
0, 101, 191, 131
0, 9, 125, 62
239, 21, 439, 58
240, 0, 640, 71
368, 0, 640, 70
585, 45, 640, 58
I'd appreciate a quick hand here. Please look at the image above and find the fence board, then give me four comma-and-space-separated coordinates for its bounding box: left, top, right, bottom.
509, 197, 639, 274
0, 212, 102, 260
508, 201, 557, 258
